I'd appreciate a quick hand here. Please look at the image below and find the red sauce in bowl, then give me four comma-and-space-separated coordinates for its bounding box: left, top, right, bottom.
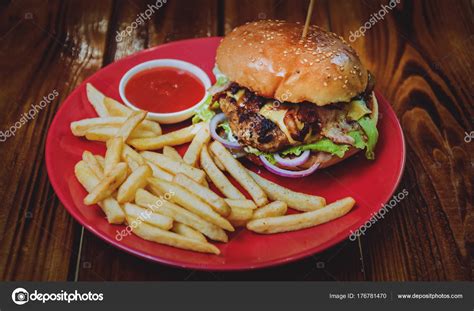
124, 67, 205, 113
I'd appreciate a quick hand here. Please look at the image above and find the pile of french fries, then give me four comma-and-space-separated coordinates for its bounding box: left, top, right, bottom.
71, 83, 356, 255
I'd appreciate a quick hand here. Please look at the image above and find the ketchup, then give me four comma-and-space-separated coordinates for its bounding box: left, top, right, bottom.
125, 67, 205, 113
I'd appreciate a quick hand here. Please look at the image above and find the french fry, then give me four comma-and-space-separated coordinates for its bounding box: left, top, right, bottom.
141, 151, 206, 184
247, 197, 356, 234
212, 154, 226, 171
117, 165, 152, 203
144, 160, 173, 181
183, 124, 210, 167
82, 151, 103, 179
103, 98, 162, 134
247, 170, 326, 211
83, 162, 128, 205
200, 146, 245, 199
71, 117, 159, 136
228, 206, 253, 223
86, 83, 108, 117
126, 214, 219, 254
173, 173, 230, 217
122, 144, 146, 165
125, 156, 140, 171
95, 155, 105, 170
135, 189, 227, 242
103, 97, 132, 117
115, 110, 147, 141
75, 161, 125, 223
128, 123, 203, 150
124, 203, 173, 230
84, 127, 156, 142
210, 141, 268, 207
163, 146, 183, 162
252, 201, 287, 219
224, 199, 257, 210
147, 177, 234, 232
125, 148, 174, 181
104, 137, 124, 174
140, 120, 162, 135
171, 223, 207, 243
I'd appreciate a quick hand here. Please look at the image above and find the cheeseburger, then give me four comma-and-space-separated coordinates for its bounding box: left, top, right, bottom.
193, 20, 379, 177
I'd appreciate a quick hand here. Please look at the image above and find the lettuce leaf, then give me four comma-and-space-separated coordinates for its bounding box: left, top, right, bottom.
244, 146, 276, 164
358, 116, 378, 160
270, 119, 377, 161
218, 121, 232, 137
213, 65, 228, 85
216, 76, 228, 86
217, 120, 239, 143
347, 130, 367, 150
192, 94, 215, 124
281, 138, 350, 158
192, 68, 228, 124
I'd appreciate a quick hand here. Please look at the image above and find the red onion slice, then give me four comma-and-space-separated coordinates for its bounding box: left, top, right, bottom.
259, 155, 320, 178
274, 150, 310, 167
209, 113, 241, 149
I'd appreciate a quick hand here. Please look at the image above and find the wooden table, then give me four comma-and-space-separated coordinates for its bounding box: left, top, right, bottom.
0, 0, 472, 281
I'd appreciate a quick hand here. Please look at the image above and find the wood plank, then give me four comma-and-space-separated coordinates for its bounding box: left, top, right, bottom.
223, 0, 331, 33
327, 0, 473, 280
0, 0, 113, 280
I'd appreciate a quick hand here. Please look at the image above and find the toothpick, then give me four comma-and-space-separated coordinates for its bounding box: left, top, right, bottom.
301, 0, 315, 40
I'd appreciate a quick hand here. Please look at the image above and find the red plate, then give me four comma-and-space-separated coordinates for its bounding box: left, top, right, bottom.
46, 37, 405, 270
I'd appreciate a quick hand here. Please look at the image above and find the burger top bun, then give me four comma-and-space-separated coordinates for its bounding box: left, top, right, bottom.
216, 20, 369, 106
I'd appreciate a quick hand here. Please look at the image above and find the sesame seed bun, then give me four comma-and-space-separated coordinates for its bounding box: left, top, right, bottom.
216, 20, 369, 106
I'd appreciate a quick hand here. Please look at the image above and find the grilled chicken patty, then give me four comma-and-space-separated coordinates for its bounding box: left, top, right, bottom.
214, 81, 373, 153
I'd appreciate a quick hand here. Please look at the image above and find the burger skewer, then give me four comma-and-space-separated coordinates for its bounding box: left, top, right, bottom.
301, 0, 316, 40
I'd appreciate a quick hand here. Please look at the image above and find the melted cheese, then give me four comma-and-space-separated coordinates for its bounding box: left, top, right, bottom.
259, 104, 296, 144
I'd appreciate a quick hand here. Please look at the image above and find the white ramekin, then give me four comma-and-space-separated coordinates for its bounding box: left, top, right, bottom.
119, 59, 211, 124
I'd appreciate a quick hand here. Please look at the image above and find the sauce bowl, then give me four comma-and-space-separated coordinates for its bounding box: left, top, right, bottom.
119, 59, 211, 124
